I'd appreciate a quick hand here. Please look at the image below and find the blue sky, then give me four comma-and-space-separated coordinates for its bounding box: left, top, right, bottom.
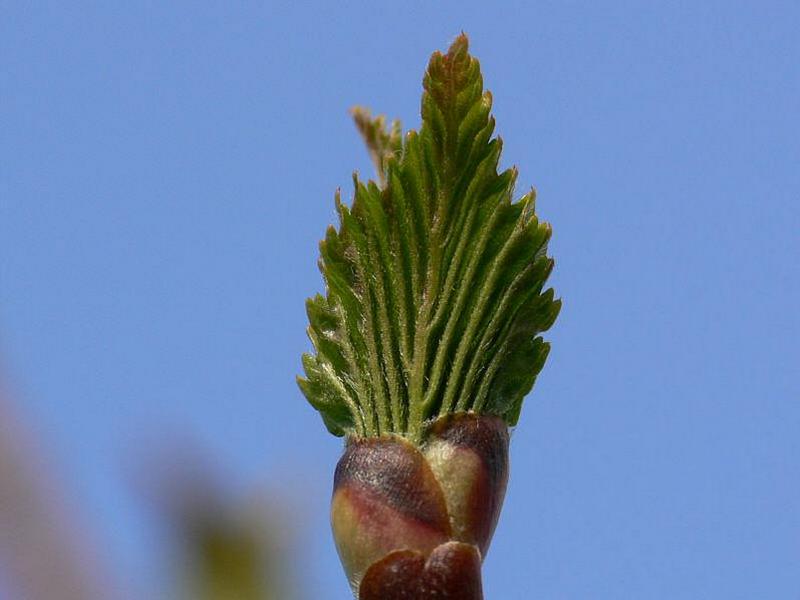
2, 2, 798, 598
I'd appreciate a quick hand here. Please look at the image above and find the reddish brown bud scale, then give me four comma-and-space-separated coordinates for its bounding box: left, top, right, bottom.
331, 414, 509, 598
331, 436, 451, 588
360, 542, 483, 600
425, 415, 509, 555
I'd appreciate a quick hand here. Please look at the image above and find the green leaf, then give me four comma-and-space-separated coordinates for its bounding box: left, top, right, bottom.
298, 34, 561, 440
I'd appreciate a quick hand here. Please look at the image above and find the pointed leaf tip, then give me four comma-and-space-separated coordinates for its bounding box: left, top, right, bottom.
449, 32, 470, 55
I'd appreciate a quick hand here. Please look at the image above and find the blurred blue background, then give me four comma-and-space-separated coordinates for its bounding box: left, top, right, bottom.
2, 2, 799, 598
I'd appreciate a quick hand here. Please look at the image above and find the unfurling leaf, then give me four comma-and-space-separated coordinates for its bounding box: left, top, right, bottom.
299, 34, 560, 442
